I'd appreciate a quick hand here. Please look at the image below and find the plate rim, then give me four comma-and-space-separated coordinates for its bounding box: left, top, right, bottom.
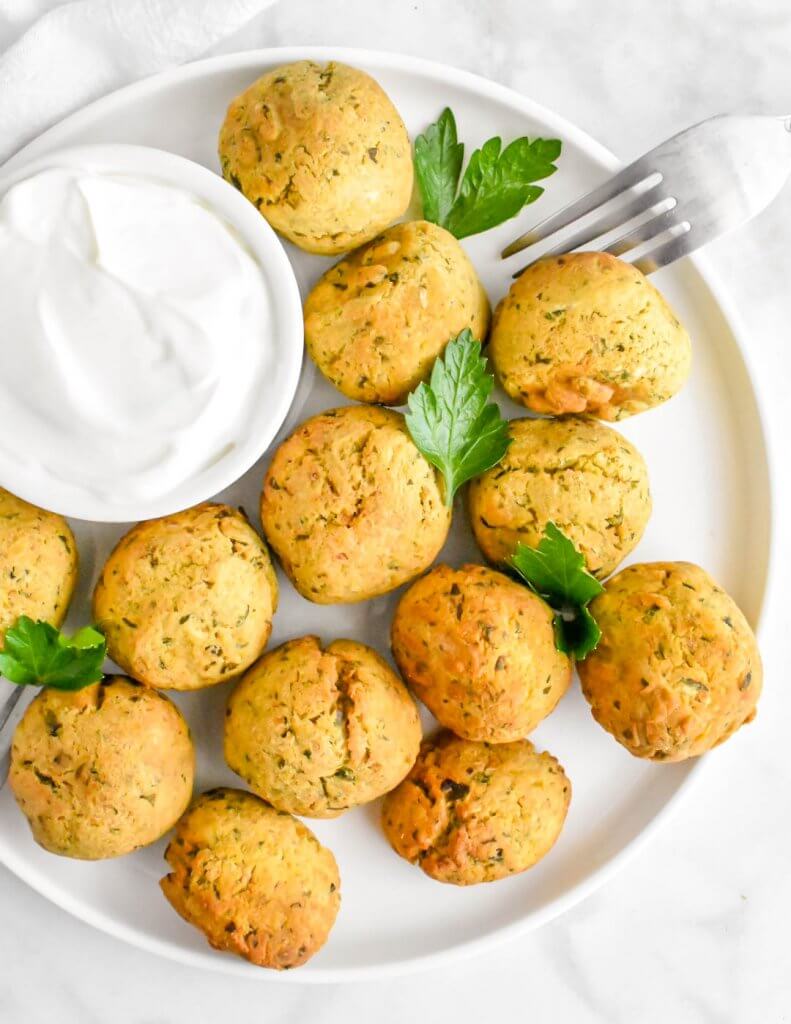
0, 44, 777, 983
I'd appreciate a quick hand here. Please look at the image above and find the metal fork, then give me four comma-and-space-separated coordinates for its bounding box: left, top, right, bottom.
502, 114, 791, 275
0, 686, 23, 789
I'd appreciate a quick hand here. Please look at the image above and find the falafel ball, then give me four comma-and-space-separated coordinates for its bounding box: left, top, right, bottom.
225, 636, 421, 817
304, 220, 490, 404
218, 60, 412, 255
391, 564, 572, 742
93, 503, 278, 691
261, 406, 451, 604
382, 731, 570, 885
9, 677, 194, 860
490, 252, 692, 420
577, 562, 762, 761
468, 416, 651, 578
161, 788, 340, 969
0, 488, 78, 642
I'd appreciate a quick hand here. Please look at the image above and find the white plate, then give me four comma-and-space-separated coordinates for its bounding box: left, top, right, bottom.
0, 47, 774, 982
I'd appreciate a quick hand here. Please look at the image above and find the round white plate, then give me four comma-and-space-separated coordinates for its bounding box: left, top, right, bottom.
0, 47, 774, 982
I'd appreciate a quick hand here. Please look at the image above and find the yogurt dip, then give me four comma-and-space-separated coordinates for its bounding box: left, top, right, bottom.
0, 167, 274, 510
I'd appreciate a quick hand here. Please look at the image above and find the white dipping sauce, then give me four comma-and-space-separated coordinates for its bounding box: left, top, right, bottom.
0, 168, 272, 505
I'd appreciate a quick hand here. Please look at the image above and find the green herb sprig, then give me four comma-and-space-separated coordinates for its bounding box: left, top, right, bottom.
511, 523, 604, 660
406, 328, 510, 506
414, 107, 561, 239
0, 617, 106, 691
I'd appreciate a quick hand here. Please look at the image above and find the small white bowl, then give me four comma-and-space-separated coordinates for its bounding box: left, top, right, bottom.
0, 144, 303, 523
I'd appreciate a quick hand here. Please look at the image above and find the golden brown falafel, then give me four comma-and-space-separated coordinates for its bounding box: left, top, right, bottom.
578, 562, 762, 760
218, 60, 412, 255
304, 220, 490, 404
9, 676, 194, 859
225, 636, 421, 817
93, 503, 278, 691
160, 788, 340, 969
382, 731, 570, 884
468, 416, 651, 577
490, 252, 692, 420
0, 488, 78, 642
391, 563, 572, 742
261, 406, 451, 604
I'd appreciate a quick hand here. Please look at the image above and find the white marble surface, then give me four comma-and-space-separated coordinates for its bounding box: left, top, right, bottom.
1, 1, 790, 1021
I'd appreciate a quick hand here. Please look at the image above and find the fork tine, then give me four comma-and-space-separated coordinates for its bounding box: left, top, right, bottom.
534, 188, 673, 262
500, 160, 659, 258
602, 206, 685, 257
0, 686, 23, 790
626, 226, 694, 274
0, 687, 22, 735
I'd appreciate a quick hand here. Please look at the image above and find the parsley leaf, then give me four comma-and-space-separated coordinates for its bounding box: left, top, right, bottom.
511, 522, 602, 608
414, 108, 561, 238
552, 604, 601, 661
414, 107, 464, 227
511, 523, 604, 660
0, 617, 106, 690
445, 136, 561, 239
406, 328, 511, 506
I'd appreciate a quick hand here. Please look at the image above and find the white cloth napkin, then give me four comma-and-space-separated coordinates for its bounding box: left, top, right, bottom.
0, 0, 275, 164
